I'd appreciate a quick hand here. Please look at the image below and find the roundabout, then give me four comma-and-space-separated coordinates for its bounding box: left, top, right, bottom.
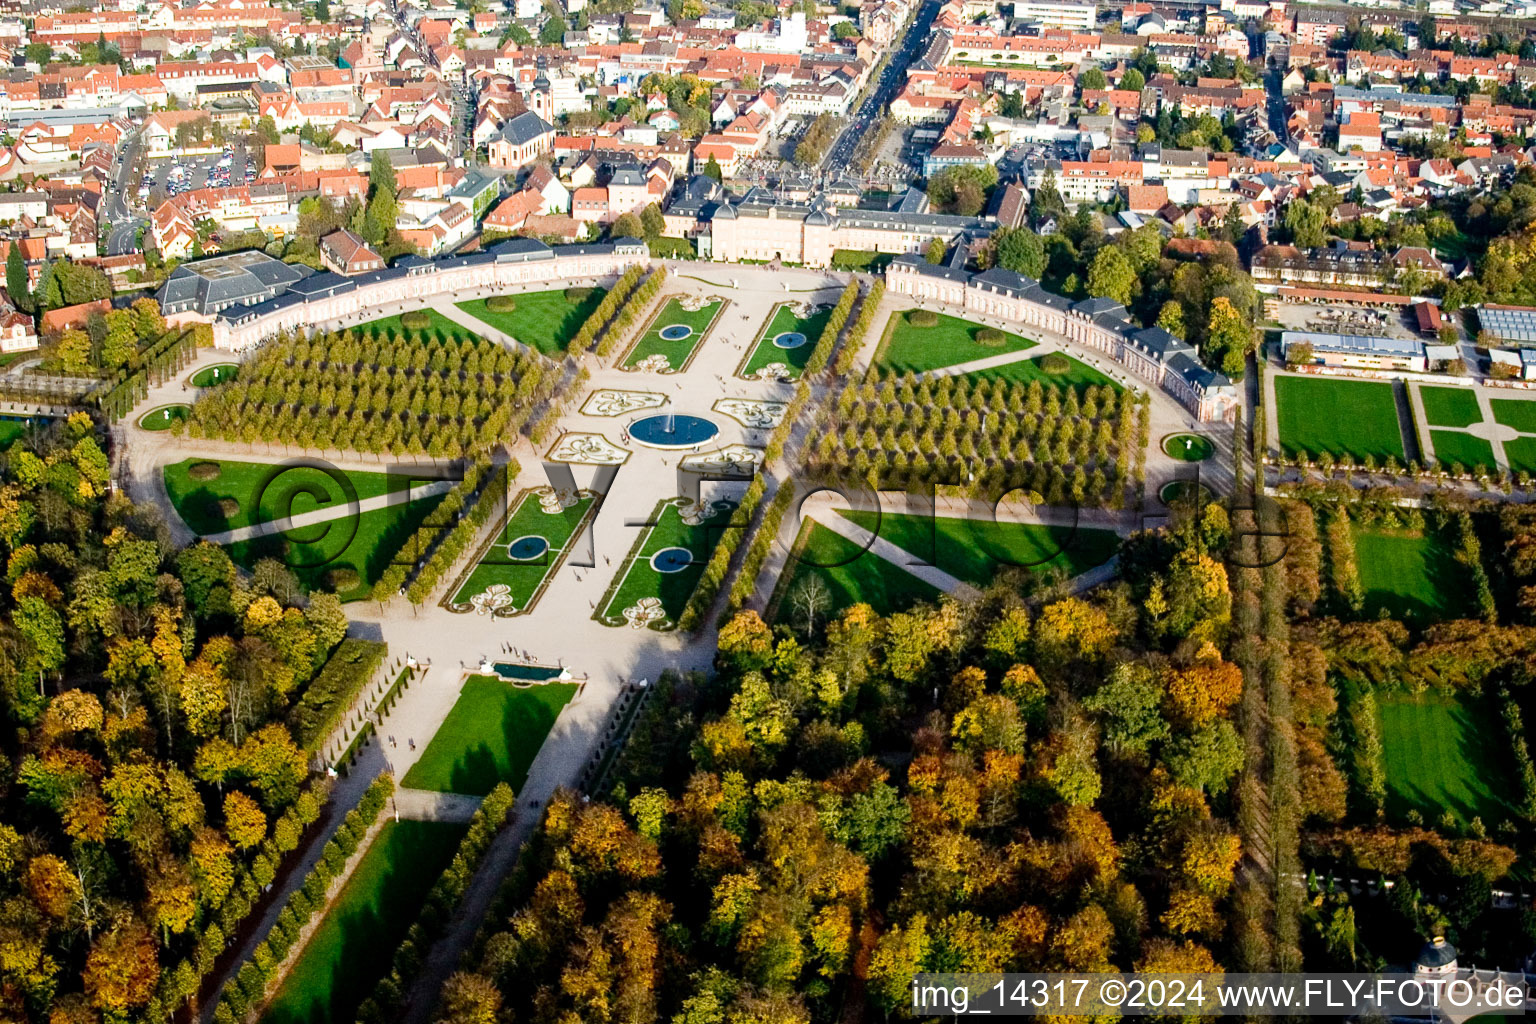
507, 535, 550, 561
1162, 433, 1215, 462
139, 404, 190, 431
629, 413, 719, 450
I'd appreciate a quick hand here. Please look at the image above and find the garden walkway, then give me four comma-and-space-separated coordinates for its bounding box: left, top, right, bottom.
199, 479, 456, 544
393, 788, 484, 823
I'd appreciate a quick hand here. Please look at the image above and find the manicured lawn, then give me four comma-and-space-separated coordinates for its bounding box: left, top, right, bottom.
449, 489, 594, 612
354, 308, 481, 344
163, 459, 413, 535
1507, 436, 1536, 475
621, 297, 723, 371
1162, 433, 1215, 461
190, 363, 239, 388
162, 459, 444, 600
595, 497, 738, 628
1429, 431, 1497, 474
1491, 397, 1536, 433
739, 302, 833, 379
1418, 385, 1481, 428
1274, 375, 1405, 462
261, 820, 467, 1024
877, 311, 1035, 374
771, 520, 941, 620
400, 676, 576, 795
1353, 528, 1463, 625
839, 510, 1120, 586
1377, 692, 1518, 826
139, 404, 190, 430
455, 287, 607, 356
0, 417, 43, 448
960, 351, 1119, 392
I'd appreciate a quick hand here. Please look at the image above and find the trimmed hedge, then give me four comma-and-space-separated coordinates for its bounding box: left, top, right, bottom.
595, 266, 667, 360
977, 327, 1004, 345
399, 310, 432, 330
189, 460, 222, 481
568, 264, 646, 355
564, 287, 594, 302
485, 295, 517, 313
909, 308, 938, 327
353, 784, 517, 1024
289, 638, 388, 751
151, 779, 331, 1021
215, 776, 396, 1024
407, 460, 519, 605
1039, 352, 1071, 375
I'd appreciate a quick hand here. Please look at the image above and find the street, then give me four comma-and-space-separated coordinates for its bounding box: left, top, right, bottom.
104, 128, 146, 256
820, 0, 940, 173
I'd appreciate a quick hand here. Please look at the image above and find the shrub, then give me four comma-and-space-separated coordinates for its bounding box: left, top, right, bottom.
400, 310, 432, 330
1040, 352, 1071, 375
325, 567, 360, 592
565, 287, 594, 301
486, 295, 517, 313
288, 638, 387, 751
976, 327, 1004, 345
909, 309, 938, 327
188, 461, 222, 482
217, 497, 239, 519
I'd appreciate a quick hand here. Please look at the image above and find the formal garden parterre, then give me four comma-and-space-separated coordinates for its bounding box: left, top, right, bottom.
1274, 375, 1407, 466
444, 486, 597, 615
594, 495, 742, 629
737, 301, 834, 380
619, 295, 726, 373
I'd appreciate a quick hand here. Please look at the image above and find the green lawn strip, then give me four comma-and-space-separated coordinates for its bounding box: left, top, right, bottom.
1352, 528, 1464, 625
1491, 397, 1536, 433
448, 491, 595, 610
838, 509, 1119, 586
353, 308, 482, 344
260, 820, 467, 1024
1418, 385, 1482, 428
596, 498, 738, 627
163, 459, 415, 536
1377, 692, 1519, 826
0, 417, 40, 448
621, 297, 723, 370
400, 676, 577, 795
769, 520, 941, 621
191, 363, 239, 387
227, 492, 446, 601
1506, 436, 1536, 476
1274, 375, 1405, 462
738, 303, 834, 378
876, 310, 1036, 375
960, 352, 1119, 392
454, 287, 607, 356
1428, 431, 1497, 474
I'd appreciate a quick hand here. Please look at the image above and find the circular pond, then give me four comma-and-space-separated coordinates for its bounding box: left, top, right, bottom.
629, 413, 719, 450
190, 363, 239, 387
1162, 433, 1215, 462
772, 331, 809, 349
508, 535, 550, 561
651, 547, 694, 573
658, 324, 694, 341
139, 404, 190, 431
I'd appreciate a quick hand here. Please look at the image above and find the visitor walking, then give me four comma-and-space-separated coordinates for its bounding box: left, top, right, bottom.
408, 738, 415, 750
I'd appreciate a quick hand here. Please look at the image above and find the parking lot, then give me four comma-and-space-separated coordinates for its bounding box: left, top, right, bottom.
140, 139, 253, 201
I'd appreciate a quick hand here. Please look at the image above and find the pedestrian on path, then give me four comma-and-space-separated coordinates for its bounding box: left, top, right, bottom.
409, 738, 415, 750
389, 735, 396, 747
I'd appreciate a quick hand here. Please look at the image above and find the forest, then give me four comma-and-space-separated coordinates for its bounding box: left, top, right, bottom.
0, 413, 358, 1022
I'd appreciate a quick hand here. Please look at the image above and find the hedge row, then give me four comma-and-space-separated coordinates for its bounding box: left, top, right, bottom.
802, 282, 860, 377
212, 775, 396, 1024
595, 266, 668, 360
724, 482, 797, 620
146, 778, 331, 1021
568, 264, 645, 355
289, 639, 388, 751
406, 460, 519, 606
676, 475, 766, 632
353, 784, 517, 1024
528, 364, 592, 446
1499, 687, 1536, 820
833, 279, 885, 375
